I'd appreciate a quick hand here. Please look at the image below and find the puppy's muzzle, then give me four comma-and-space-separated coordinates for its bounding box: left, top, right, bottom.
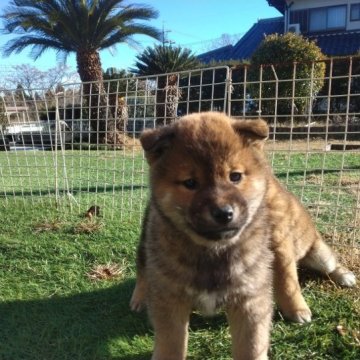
211, 204, 234, 224
188, 186, 249, 241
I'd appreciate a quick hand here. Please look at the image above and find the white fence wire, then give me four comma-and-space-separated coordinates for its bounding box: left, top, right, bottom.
0, 60, 359, 249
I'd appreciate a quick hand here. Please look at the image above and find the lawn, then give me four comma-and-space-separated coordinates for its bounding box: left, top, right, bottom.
0, 148, 359, 359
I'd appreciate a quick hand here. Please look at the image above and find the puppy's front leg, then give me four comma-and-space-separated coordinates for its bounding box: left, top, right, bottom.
227, 294, 272, 360
149, 296, 191, 360
130, 273, 147, 312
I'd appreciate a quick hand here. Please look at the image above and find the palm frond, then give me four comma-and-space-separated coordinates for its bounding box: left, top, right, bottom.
1, 0, 160, 56
99, 23, 160, 49
2, 35, 67, 59
131, 45, 200, 75
113, 5, 159, 23
1, 0, 161, 85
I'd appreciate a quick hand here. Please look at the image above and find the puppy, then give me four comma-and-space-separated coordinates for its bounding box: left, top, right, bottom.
130, 111, 356, 359
131, 112, 274, 360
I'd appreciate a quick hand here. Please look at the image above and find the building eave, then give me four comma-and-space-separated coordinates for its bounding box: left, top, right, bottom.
267, 0, 285, 14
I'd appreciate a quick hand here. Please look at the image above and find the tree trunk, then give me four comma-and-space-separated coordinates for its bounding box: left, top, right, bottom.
156, 74, 180, 126
76, 50, 108, 143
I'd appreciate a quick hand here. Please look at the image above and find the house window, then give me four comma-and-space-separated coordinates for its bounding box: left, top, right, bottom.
289, 10, 308, 32
309, 5, 346, 32
350, 3, 360, 21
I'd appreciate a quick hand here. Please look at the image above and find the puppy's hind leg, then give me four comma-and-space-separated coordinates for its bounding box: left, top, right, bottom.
274, 253, 312, 323
300, 237, 356, 287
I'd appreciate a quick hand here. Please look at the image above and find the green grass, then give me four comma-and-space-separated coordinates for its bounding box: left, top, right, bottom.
0, 149, 359, 359
269, 151, 360, 243
0, 149, 147, 221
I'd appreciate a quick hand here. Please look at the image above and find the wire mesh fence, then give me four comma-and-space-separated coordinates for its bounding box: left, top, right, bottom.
0, 60, 359, 249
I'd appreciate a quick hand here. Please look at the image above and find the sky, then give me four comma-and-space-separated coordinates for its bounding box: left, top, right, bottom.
0, 0, 280, 73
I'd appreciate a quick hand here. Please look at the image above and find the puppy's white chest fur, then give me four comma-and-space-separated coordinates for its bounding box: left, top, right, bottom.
187, 289, 225, 316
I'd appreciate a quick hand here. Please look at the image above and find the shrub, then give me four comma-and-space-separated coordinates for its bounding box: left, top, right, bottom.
314, 56, 360, 114
249, 33, 326, 120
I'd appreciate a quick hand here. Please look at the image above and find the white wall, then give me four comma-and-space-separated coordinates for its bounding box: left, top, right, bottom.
286, 0, 360, 30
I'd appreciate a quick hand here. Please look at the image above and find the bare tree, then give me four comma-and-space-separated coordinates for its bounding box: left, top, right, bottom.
201, 33, 242, 53
3, 64, 79, 94
43, 64, 79, 89
5, 65, 45, 94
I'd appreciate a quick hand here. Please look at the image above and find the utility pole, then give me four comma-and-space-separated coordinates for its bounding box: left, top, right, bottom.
161, 22, 175, 47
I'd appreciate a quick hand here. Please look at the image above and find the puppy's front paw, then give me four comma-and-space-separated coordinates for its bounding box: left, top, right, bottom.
292, 309, 312, 323
282, 307, 312, 323
130, 279, 147, 312
330, 267, 356, 287
130, 295, 145, 312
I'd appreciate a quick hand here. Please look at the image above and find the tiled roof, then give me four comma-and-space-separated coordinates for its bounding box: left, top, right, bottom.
198, 17, 360, 64
197, 44, 234, 64
198, 17, 284, 63
231, 17, 284, 60
309, 32, 360, 56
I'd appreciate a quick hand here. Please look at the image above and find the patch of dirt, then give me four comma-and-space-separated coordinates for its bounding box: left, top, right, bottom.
305, 173, 324, 185
338, 175, 360, 187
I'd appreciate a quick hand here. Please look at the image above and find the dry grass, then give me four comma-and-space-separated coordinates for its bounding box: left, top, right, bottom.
338, 175, 360, 187
33, 220, 64, 233
305, 173, 324, 185
73, 220, 103, 234
334, 246, 360, 276
307, 245, 360, 349
304, 174, 360, 197
86, 262, 126, 281
336, 325, 360, 348
323, 230, 360, 252
106, 133, 142, 150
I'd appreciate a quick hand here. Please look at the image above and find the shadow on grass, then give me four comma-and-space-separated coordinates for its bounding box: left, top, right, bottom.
275, 166, 360, 179
0, 184, 147, 198
0, 279, 152, 360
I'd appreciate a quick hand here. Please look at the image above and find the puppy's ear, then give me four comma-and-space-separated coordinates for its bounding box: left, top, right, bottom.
140, 126, 175, 163
232, 119, 268, 149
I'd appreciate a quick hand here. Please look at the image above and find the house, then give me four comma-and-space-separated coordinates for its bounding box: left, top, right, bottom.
4, 106, 29, 123
198, 0, 360, 63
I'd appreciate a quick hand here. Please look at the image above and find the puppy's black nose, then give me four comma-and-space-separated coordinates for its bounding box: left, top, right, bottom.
211, 205, 234, 224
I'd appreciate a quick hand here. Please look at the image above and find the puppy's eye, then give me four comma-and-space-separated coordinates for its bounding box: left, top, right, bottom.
182, 179, 198, 190
229, 172, 242, 183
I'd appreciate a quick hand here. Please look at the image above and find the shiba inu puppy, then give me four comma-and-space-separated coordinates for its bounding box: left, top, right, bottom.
130, 111, 356, 359
132, 112, 273, 360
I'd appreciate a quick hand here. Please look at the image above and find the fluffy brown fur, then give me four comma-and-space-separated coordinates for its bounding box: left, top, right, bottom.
131, 112, 274, 360
130, 112, 356, 360
267, 175, 356, 323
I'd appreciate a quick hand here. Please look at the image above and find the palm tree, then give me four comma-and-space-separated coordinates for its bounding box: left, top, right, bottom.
102, 68, 138, 142
1, 0, 161, 142
131, 45, 200, 125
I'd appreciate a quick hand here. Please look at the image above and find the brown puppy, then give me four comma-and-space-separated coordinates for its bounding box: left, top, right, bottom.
130, 111, 356, 358
132, 112, 273, 360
